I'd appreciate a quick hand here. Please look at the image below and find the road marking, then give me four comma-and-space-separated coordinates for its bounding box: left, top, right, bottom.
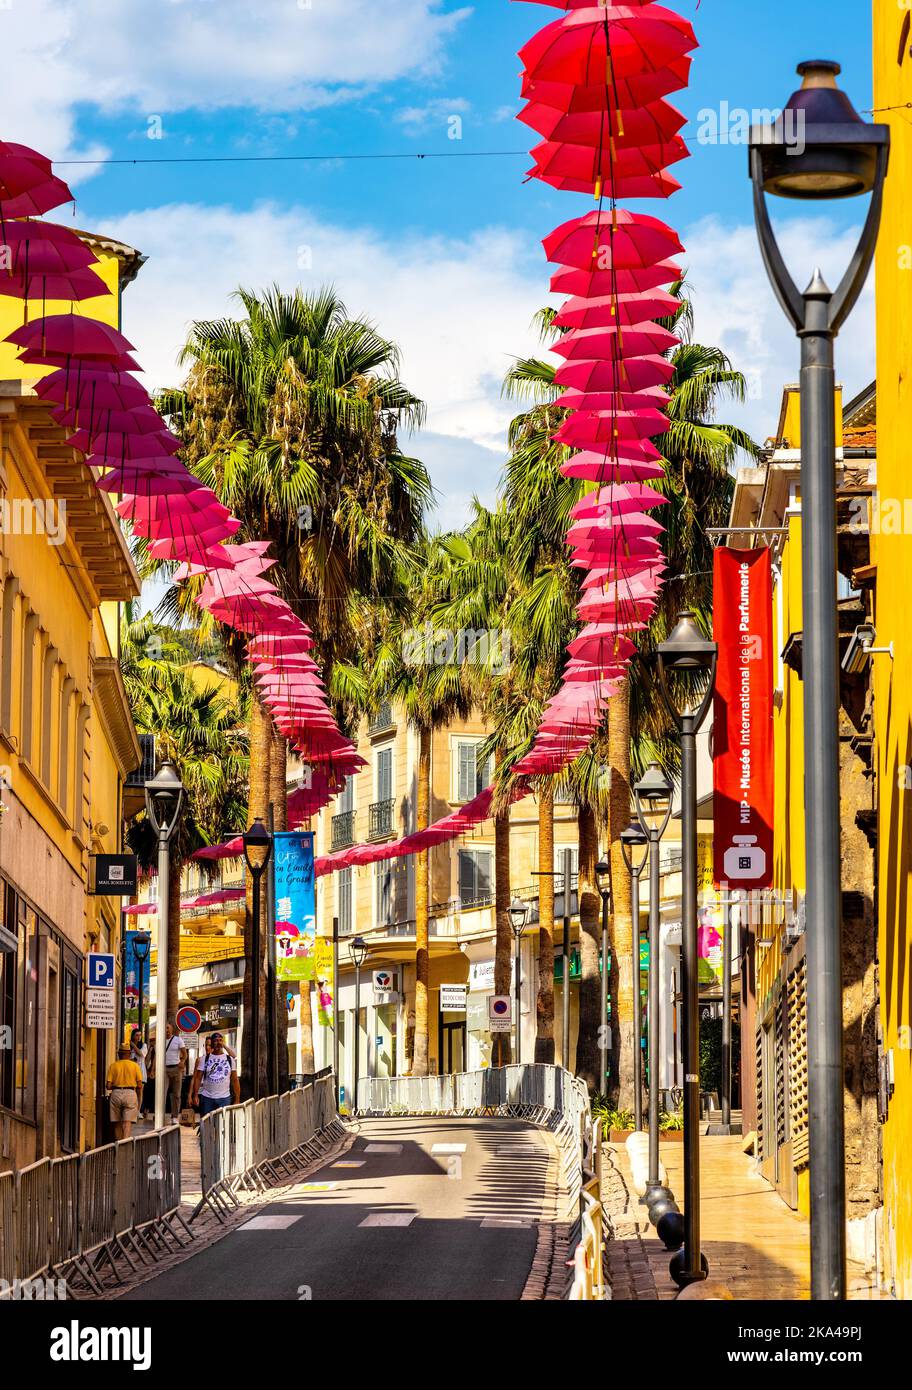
480, 1218, 531, 1229
331, 1160, 365, 1168
358, 1212, 417, 1228
431, 1143, 467, 1155
363, 1143, 403, 1154
239, 1215, 302, 1230
299, 1182, 338, 1191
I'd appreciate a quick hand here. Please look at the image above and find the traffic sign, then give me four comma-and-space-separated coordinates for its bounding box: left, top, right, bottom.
86, 952, 116, 1029
488, 995, 512, 1033
176, 1005, 202, 1034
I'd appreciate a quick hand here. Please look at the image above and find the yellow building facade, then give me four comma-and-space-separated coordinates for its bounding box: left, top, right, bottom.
0, 231, 143, 1169
872, 0, 912, 1300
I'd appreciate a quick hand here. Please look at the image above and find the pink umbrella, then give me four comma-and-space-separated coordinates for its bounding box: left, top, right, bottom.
567, 511, 665, 542
554, 355, 674, 392
74, 428, 183, 459
96, 468, 199, 496
0, 266, 109, 304
554, 290, 680, 330
6, 314, 137, 361
554, 411, 670, 448
36, 369, 151, 412
553, 387, 671, 413
0, 142, 73, 215
544, 208, 684, 271
570, 485, 667, 519
550, 322, 679, 359
551, 260, 683, 296
560, 452, 665, 482
57, 403, 165, 436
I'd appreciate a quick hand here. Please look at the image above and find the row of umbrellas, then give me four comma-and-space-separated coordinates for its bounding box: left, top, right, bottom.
511, 0, 698, 779
0, 140, 364, 826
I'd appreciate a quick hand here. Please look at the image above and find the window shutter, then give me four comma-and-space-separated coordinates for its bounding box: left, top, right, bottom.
458, 850, 475, 904
457, 743, 475, 802
476, 851, 493, 898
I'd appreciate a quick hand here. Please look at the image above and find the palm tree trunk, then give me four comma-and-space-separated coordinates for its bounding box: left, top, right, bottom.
243, 692, 271, 1100
494, 771, 513, 1067
576, 802, 602, 1089
535, 785, 555, 1063
166, 851, 182, 1037
609, 679, 636, 1112
413, 724, 431, 1077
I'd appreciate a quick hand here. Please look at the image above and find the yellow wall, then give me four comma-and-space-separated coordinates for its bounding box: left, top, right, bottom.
872, 0, 912, 1300
0, 245, 120, 383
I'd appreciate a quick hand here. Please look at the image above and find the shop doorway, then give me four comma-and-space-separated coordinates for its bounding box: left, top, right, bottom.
438, 1016, 466, 1074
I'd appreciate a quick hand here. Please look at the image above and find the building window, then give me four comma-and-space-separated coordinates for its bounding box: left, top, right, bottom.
375, 861, 395, 928
455, 741, 492, 802
339, 775, 354, 814
58, 953, 80, 1152
375, 746, 393, 803
337, 867, 353, 937
458, 849, 493, 908
0, 881, 40, 1122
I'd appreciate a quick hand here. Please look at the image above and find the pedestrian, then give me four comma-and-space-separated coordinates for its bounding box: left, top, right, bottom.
129, 1028, 148, 1114
106, 1044, 144, 1140
190, 1031, 240, 1117
163, 1021, 188, 1124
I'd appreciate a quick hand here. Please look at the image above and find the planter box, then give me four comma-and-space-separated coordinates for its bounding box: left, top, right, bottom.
609, 1128, 636, 1143
659, 1130, 685, 1142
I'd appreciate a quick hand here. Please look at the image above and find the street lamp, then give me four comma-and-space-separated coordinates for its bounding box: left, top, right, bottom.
145, 761, 184, 1131
510, 897, 529, 1065
133, 931, 151, 1045
618, 828, 648, 1130
655, 612, 717, 1288
243, 818, 273, 1101
749, 60, 889, 1304
350, 935, 369, 1113
633, 762, 676, 1235
593, 861, 612, 1099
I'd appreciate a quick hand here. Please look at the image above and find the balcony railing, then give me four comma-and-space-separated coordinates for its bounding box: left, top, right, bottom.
125, 733, 156, 788
368, 798, 395, 840
369, 702, 395, 735
331, 809, 356, 851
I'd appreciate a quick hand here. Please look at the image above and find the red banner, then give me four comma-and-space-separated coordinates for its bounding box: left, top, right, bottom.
712, 547, 774, 888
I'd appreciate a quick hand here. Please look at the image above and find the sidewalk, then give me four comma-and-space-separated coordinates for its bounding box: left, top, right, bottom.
603, 1134, 880, 1300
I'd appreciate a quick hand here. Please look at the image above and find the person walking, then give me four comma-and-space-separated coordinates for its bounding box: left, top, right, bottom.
163, 1021, 188, 1124
130, 1028, 149, 1117
106, 1044, 144, 1140
190, 1032, 240, 1117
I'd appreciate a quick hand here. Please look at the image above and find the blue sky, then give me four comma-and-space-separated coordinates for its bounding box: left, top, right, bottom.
0, 0, 876, 529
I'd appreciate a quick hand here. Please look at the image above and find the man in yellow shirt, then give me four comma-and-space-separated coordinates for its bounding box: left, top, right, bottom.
106, 1045, 144, 1139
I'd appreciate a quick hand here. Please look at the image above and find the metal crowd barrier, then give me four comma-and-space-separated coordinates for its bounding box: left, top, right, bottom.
194, 1068, 343, 1223
0, 1126, 189, 1298
357, 1062, 604, 1299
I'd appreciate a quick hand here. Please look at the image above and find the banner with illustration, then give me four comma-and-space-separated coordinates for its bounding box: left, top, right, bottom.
273, 831, 317, 981
123, 929, 152, 1035
712, 546, 774, 889
315, 938, 335, 1027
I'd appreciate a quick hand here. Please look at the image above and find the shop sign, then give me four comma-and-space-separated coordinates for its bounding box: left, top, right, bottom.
440, 983, 467, 1012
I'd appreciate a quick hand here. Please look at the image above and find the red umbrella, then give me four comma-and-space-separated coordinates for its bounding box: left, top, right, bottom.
520, 57, 692, 110
551, 260, 683, 296
551, 322, 679, 359
531, 166, 682, 199
6, 314, 136, 361
520, 8, 698, 87
0, 222, 98, 276
554, 386, 671, 412
0, 142, 73, 216
73, 428, 182, 459
544, 209, 684, 271
56, 403, 165, 435
36, 369, 151, 414
530, 136, 688, 188
0, 266, 109, 304
555, 354, 674, 392
571, 484, 668, 519
554, 289, 679, 329
519, 97, 686, 147
554, 410, 669, 448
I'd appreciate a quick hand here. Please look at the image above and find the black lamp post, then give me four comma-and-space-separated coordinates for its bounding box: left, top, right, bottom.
618, 827, 648, 1130
593, 861, 612, 1099
633, 762, 675, 1231
655, 612, 717, 1287
145, 761, 184, 1130
243, 818, 273, 1101
133, 931, 151, 1046
749, 60, 889, 1304
350, 935, 369, 1112
510, 898, 529, 1066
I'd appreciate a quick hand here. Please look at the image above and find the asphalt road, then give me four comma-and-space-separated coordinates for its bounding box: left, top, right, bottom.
121, 1117, 556, 1301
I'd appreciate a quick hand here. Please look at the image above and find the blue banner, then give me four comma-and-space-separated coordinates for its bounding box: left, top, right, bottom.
124, 930, 152, 1034
273, 831, 317, 981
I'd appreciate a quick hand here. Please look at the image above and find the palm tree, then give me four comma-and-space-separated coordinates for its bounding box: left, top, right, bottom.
502, 293, 757, 1099
150, 286, 431, 1087
121, 610, 248, 1041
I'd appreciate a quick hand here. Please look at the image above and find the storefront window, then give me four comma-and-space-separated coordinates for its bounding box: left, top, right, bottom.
0, 881, 40, 1122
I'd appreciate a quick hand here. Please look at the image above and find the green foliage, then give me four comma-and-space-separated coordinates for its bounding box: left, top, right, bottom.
660, 1108, 685, 1132
699, 1015, 740, 1096
591, 1094, 636, 1137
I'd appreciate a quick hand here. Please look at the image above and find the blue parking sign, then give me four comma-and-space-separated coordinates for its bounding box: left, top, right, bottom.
88, 953, 115, 989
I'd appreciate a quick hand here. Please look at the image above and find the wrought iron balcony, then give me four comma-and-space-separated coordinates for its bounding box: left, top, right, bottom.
368, 798, 395, 840
331, 809, 356, 851
369, 701, 395, 735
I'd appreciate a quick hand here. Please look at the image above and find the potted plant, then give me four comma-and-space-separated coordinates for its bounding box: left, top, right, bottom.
660, 1108, 685, 1142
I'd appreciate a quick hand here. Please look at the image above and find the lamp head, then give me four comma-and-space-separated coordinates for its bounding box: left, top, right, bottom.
634, 761, 673, 805
144, 760, 184, 840
594, 859, 611, 895
351, 935, 369, 969
509, 897, 529, 936
658, 611, 717, 672
132, 931, 151, 961
750, 59, 889, 200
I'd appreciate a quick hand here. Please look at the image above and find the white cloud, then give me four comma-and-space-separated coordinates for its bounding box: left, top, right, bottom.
0, 0, 472, 172
98, 200, 544, 530
395, 97, 470, 135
